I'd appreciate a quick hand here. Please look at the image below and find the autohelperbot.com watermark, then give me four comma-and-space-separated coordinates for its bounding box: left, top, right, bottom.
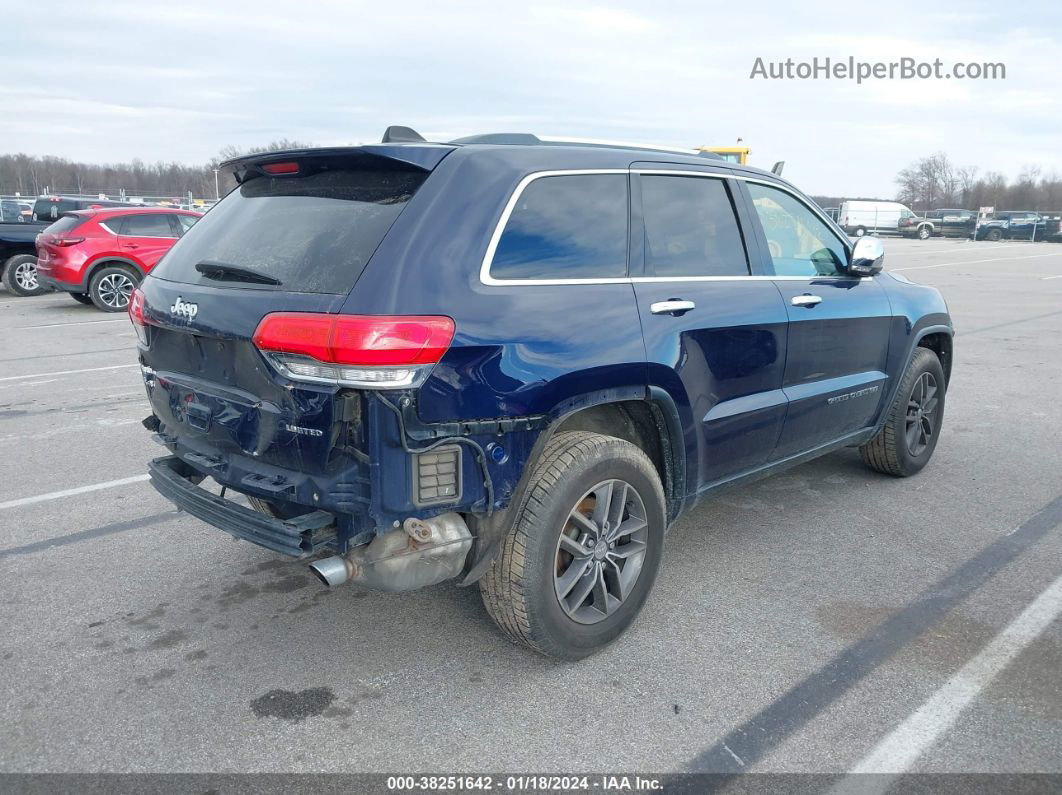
750, 56, 1005, 83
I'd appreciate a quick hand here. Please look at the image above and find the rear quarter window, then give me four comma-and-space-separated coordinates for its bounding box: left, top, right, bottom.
489, 173, 628, 281
151, 168, 427, 294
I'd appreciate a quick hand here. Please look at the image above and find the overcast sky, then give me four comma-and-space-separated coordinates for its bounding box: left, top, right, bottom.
2, 0, 1059, 197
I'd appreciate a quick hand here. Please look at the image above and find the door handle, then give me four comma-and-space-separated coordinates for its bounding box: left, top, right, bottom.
126, 243, 140, 249
791, 294, 822, 307
650, 299, 696, 316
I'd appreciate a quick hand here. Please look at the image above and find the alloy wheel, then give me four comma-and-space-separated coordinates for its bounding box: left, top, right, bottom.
553, 479, 648, 625
97, 272, 135, 309
905, 371, 939, 457
15, 260, 38, 292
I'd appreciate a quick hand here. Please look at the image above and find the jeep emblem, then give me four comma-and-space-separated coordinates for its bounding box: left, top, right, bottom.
170, 296, 198, 319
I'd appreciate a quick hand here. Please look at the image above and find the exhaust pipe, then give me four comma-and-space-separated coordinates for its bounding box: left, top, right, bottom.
309, 513, 472, 592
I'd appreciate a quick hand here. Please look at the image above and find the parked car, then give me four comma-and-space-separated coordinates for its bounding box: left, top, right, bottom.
1, 199, 27, 223
31, 195, 128, 224
975, 211, 1058, 241
825, 207, 839, 222
137, 132, 953, 659
35, 207, 200, 311
898, 208, 977, 240
839, 200, 918, 237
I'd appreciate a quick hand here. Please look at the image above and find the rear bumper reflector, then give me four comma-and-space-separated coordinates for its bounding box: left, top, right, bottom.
148, 456, 336, 558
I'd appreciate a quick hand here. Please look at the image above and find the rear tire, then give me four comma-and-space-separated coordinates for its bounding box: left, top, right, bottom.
917, 225, 932, 240
3, 254, 46, 296
860, 347, 945, 477
985, 229, 1003, 242
89, 265, 139, 312
852, 226, 867, 238
70, 292, 94, 305
480, 431, 665, 660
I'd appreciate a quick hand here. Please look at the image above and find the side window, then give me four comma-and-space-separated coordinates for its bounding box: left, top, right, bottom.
122, 214, 177, 238
175, 215, 198, 235
490, 174, 628, 280
640, 175, 749, 277
746, 183, 847, 277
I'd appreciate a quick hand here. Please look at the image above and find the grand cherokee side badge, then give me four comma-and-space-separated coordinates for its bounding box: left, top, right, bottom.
170, 296, 198, 319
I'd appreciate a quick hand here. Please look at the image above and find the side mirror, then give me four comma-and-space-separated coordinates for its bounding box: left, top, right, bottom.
848, 236, 884, 276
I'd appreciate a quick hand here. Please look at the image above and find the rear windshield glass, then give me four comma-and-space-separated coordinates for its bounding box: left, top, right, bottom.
34, 200, 74, 222
42, 215, 85, 235
151, 168, 427, 294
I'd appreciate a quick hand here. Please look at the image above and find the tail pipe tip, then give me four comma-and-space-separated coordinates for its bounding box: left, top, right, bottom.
309, 556, 353, 588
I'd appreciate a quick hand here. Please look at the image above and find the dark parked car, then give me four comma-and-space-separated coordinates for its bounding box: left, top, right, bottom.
975, 211, 1059, 241
0, 222, 46, 295
899, 208, 976, 239
137, 131, 953, 659
31, 195, 127, 224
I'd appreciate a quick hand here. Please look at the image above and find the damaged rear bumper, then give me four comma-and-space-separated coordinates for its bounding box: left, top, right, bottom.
148, 455, 337, 558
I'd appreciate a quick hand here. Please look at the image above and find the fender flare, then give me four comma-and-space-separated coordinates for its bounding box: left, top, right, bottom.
83, 256, 145, 292
873, 323, 953, 435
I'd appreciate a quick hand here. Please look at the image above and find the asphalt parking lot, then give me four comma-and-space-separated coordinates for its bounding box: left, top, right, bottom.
1, 237, 1060, 780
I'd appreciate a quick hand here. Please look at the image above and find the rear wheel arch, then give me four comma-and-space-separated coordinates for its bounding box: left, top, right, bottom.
86, 256, 143, 286
459, 392, 683, 586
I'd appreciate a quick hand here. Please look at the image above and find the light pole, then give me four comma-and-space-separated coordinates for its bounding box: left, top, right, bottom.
213, 168, 220, 200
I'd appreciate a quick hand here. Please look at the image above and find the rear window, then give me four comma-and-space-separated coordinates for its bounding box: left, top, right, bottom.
34, 199, 75, 222
152, 168, 427, 294
42, 215, 86, 236
489, 174, 628, 280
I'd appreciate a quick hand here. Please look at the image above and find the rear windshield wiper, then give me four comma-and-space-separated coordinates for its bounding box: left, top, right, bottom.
195, 261, 282, 286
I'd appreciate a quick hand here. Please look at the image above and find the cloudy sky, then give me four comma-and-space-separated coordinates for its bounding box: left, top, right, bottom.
2, 0, 1059, 197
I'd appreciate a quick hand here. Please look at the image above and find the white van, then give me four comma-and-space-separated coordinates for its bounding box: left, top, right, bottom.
838, 200, 917, 237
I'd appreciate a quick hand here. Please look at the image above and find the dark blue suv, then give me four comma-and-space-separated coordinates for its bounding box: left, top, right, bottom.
136, 130, 953, 659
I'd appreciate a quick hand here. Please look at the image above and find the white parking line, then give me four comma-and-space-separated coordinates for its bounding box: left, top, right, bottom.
1042, 275, 1062, 280
833, 570, 1062, 792
893, 253, 1062, 272
17, 319, 128, 329
0, 363, 138, 382
886, 244, 1014, 256
0, 474, 149, 511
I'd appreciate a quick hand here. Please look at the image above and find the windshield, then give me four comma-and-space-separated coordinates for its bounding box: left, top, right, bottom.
151, 167, 427, 294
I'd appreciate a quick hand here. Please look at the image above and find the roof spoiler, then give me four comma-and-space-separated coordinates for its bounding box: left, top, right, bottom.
222, 144, 455, 184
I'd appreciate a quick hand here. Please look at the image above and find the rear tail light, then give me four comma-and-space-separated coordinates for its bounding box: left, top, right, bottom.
128, 287, 150, 346
52, 237, 84, 247
252, 313, 455, 389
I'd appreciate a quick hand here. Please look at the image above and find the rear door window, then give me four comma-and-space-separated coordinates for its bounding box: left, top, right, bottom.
489, 173, 628, 281
639, 175, 749, 277
121, 214, 177, 237
152, 168, 427, 294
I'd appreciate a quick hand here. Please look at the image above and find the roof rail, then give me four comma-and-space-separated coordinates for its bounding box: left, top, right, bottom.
449, 133, 723, 159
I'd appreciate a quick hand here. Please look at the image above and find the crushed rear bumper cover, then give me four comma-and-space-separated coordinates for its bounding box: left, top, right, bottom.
148, 455, 337, 558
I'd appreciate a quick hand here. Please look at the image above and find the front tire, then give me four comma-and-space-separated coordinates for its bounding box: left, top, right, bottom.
852, 226, 867, 238
985, 229, 1003, 242
3, 254, 46, 296
89, 265, 139, 312
480, 431, 665, 660
860, 347, 945, 477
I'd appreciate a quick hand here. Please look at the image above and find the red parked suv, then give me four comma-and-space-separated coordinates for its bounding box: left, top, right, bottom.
36, 207, 201, 311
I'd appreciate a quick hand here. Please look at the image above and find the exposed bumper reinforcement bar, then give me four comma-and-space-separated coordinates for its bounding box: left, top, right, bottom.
148, 455, 336, 558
